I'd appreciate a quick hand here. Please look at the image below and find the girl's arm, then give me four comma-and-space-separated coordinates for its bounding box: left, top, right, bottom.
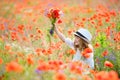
54, 25, 66, 42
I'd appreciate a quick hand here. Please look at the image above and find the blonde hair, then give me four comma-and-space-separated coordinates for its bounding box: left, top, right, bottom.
74, 38, 89, 51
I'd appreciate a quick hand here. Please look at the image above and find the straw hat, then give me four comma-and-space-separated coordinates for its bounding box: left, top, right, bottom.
73, 28, 92, 43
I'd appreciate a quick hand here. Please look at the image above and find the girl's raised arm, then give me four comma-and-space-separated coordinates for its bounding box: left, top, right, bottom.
54, 25, 66, 42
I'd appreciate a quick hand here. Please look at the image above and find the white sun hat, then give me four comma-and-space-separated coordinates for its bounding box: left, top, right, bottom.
73, 28, 92, 43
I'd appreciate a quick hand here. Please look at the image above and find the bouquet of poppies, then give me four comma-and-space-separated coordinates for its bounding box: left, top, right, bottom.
46, 8, 63, 35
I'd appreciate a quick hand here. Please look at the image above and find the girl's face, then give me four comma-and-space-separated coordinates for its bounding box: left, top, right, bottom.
74, 35, 82, 48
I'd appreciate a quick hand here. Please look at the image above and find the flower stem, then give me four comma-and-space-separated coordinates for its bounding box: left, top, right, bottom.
49, 18, 56, 36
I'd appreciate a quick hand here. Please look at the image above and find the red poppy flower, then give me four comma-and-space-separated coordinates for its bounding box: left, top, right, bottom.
104, 61, 114, 68
0, 58, 3, 64
6, 61, 23, 73
54, 72, 66, 80
81, 48, 93, 58
52, 9, 60, 19
57, 19, 62, 24
102, 50, 108, 57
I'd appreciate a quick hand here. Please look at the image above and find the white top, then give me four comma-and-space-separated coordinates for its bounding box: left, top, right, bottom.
65, 38, 94, 69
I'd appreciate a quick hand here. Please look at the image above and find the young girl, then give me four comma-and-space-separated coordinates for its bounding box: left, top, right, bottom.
54, 25, 94, 69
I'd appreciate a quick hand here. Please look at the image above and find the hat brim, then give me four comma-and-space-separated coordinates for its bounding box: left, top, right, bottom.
73, 32, 90, 43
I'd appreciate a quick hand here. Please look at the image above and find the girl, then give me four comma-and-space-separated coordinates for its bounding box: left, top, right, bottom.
54, 25, 94, 69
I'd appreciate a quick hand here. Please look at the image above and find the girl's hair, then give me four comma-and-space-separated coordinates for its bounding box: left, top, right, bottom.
80, 39, 89, 50
74, 37, 89, 51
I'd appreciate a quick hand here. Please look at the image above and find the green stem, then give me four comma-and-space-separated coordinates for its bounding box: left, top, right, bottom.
47, 34, 51, 46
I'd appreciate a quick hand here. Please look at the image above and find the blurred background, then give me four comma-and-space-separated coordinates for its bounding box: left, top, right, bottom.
0, 0, 120, 80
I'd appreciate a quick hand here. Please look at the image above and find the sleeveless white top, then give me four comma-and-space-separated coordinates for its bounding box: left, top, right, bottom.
65, 38, 94, 69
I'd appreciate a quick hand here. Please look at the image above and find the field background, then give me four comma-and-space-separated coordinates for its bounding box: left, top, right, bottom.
0, 0, 120, 80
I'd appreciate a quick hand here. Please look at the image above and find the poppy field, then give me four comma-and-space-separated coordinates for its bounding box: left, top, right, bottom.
0, 0, 120, 80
